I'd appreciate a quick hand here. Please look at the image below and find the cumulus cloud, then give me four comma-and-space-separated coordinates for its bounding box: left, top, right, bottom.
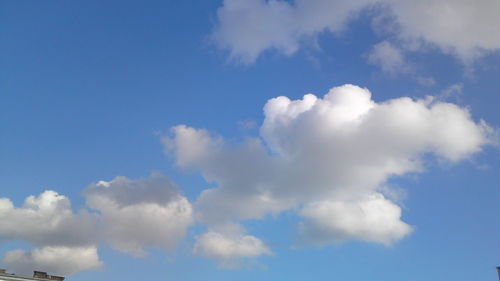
165, 84, 492, 251
0, 172, 194, 275
85, 173, 193, 256
0, 190, 97, 247
383, 0, 500, 61
212, 0, 372, 63
212, 0, 500, 63
2, 246, 103, 276
0, 191, 101, 276
299, 193, 412, 246
194, 230, 272, 268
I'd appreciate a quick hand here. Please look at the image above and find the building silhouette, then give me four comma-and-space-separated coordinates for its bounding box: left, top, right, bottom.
0, 269, 64, 281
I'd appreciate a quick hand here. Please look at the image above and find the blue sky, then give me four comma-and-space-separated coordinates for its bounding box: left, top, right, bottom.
1, 1, 499, 280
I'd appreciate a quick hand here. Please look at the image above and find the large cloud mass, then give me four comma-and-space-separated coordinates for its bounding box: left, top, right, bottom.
0, 84, 494, 271
212, 0, 500, 63
166, 84, 491, 258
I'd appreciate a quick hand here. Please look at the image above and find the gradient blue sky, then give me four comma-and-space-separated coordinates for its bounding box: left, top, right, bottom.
1, 1, 499, 281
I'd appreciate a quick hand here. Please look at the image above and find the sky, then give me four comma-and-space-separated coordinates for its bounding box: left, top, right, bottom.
0, 0, 499, 281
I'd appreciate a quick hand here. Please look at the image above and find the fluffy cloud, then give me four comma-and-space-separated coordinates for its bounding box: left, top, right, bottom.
212, 0, 371, 63
166, 84, 492, 251
383, 0, 500, 61
0, 191, 101, 276
299, 193, 412, 246
212, 0, 500, 63
2, 246, 103, 276
85, 173, 193, 256
0, 173, 194, 275
194, 230, 272, 268
0, 190, 97, 247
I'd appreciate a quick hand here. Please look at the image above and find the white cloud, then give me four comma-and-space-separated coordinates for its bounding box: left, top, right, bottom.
85, 173, 193, 256
163, 125, 222, 169
0, 190, 97, 247
299, 193, 412, 246
2, 246, 102, 276
0, 191, 101, 276
212, 0, 500, 63
194, 230, 272, 268
212, 0, 372, 63
0, 173, 194, 275
165, 84, 492, 249
383, 0, 500, 61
